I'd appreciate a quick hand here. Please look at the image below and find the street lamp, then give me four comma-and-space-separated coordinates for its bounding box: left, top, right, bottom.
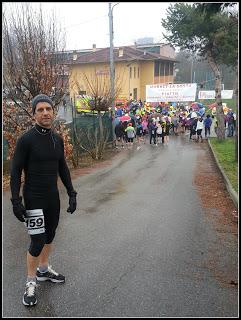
109, 2, 119, 142
109, 3, 119, 111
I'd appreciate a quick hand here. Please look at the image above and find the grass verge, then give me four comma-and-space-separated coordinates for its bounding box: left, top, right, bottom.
209, 137, 238, 193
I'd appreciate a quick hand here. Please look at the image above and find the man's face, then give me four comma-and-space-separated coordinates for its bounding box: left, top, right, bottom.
33, 102, 54, 128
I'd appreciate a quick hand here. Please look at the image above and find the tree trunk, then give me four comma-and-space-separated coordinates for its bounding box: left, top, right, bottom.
98, 111, 104, 140
97, 111, 107, 160
207, 51, 225, 140
233, 67, 238, 161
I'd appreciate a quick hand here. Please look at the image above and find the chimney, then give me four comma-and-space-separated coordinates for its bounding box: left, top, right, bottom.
73, 50, 77, 61
93, 44, 96, 52
118, 48, 123, 57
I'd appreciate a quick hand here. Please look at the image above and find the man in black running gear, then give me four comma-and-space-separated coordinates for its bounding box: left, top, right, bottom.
10, 94, 77, 306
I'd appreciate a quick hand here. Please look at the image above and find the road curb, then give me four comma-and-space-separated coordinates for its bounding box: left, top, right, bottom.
207, 139, 238, 215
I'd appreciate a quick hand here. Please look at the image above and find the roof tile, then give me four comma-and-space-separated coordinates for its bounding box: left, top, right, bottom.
67, 46, 177, 64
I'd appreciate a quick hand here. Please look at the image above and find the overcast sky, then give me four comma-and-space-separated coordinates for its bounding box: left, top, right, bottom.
4, 2, 172, 50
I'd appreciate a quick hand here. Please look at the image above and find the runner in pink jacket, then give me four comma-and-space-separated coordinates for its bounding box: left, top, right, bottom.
141, 118, 148, 144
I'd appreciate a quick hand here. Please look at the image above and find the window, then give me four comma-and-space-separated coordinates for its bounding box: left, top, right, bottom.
166, 62, 171, 76
130, 67, 132, 79
134, 67, 136, 78
154, 61, 173, 77
170, 63, 173, 75
154, 61, 159, 77
138, 67, 140, 78
164, 63, 168, 76
160, 62, 164, 76
164, 62, 173, 76
78, 90, 86, 95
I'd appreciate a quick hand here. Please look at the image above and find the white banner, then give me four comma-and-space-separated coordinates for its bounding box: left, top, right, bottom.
146, 83, 197, 102
198, 90, 233, 100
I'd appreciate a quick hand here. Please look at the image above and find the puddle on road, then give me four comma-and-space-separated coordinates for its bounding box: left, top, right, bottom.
83, 179, 126, 214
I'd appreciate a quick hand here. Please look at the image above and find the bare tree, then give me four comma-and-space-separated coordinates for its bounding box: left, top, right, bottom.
3, 3, 67, 110
72, 126, 111, 161
3, 3, 73, 164
69, 68, 125, 160
83, 71, 122, 133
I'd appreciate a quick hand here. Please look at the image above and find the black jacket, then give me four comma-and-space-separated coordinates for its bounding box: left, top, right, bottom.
115, 123, 125, 137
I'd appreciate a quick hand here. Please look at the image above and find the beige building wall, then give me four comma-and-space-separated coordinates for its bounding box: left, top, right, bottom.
69, 63, 109, 98
160, 45, 176, 59
114, 62, 129, 99
140, 61, 154, 101
69, 59, 174, 102
128, 62, 141, 100
69, 62, 129, 100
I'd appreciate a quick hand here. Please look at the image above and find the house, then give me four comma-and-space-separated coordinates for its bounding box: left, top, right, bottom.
66, 44, 178, 102
132, 42, 176, 59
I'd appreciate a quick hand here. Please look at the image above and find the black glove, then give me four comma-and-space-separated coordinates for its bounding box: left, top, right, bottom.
11, 197, 26, 222
67, 190, 77, 214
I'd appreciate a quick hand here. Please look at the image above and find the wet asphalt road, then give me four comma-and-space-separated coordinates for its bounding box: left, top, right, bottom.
2, 134, 238, 317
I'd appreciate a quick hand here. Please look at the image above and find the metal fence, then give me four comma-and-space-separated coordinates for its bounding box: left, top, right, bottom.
3, 112, 114, 160
68, 112, 114, 154
72, 113, 113, 136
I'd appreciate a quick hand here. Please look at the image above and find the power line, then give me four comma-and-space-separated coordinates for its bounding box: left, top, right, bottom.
65, 15, 107, 29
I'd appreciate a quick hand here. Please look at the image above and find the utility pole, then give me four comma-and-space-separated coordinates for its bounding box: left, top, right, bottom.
108, 2, 119, 142
109, 3, 114, 115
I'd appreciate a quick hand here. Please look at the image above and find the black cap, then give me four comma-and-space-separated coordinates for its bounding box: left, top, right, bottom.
32, 94, 54, 114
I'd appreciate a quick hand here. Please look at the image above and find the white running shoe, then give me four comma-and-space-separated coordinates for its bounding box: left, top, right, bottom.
23, 281, 38, 306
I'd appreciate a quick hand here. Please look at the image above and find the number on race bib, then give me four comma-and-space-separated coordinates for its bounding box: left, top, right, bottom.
25, 209, 45, 235
36, 217, 44, 227
26, 217, 44, 228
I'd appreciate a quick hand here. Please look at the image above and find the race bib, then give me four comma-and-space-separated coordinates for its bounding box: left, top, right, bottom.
24, 209, 45, 235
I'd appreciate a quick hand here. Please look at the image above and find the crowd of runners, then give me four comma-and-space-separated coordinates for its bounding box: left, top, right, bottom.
114, 100, 236, 149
